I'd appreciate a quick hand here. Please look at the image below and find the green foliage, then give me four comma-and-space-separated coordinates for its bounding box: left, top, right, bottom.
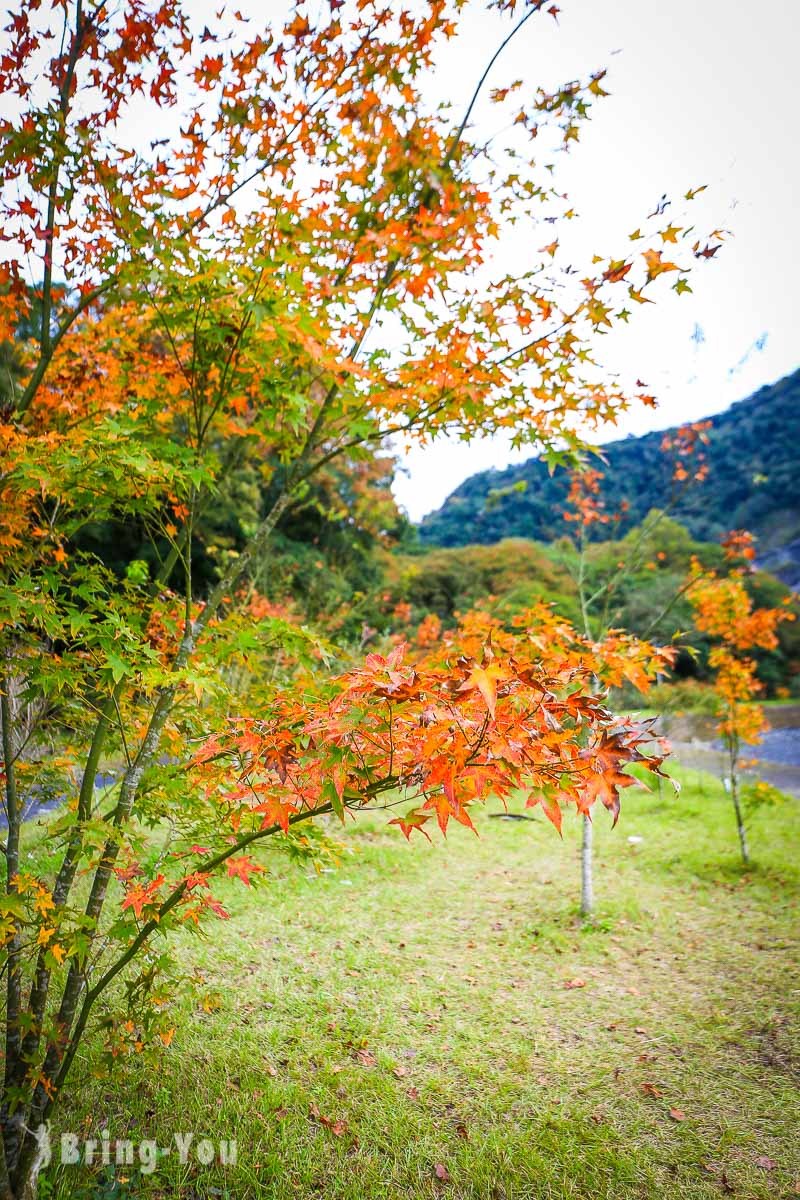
648, 679, 719, 715
380, 538, 581, 626
72, 449, 408, 617
382, 515, 799, 695
739, 778, 790, 816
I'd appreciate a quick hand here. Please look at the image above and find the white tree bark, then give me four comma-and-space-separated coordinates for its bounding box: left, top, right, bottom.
580, 813, 594, 917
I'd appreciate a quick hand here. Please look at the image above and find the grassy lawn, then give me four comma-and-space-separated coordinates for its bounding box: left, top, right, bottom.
42, 768, 799, 1200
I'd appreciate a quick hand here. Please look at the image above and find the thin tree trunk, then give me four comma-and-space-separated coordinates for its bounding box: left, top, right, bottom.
731, 780, 749, 865
580, 813, 593, 917
728, 733, 749, 865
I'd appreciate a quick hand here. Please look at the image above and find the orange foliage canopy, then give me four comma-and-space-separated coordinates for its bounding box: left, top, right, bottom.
193, 605, 673, 849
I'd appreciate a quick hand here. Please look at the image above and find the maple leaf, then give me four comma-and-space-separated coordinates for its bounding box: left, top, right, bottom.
622, 659, 651, 694
287, 14, 311, 38
579, 730, 647, 823
424, 786, 476, 837
457, 661, 508, 718
34, 891, 55, 917
121, 875, 166, 919
388, 808, 433, 841
226, 855, 264, 886
602, 260, 632, 284
534, 792, 563, 835
584, 766, 639, 823
254, 797, 297, 833
642, 248, 679, 281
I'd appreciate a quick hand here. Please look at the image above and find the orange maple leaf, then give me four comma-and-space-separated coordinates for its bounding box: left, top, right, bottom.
226, 855, 264, 886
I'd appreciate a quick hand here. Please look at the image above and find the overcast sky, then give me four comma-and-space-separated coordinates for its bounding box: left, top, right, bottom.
393, 0, 799, 520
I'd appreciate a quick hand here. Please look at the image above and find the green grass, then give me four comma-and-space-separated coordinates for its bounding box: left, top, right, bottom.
41, 768, 799, 1199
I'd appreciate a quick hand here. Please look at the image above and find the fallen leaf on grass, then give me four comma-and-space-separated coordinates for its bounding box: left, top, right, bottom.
434, 1163, 450, 1182
642, 1082, 663, 1098
668, 1108, 686, 1122
392, 1065, 408, 1078
309, 1102, 349, 1136
356, 1048, 377, 1067
456, 1123, 469, 1140
754, 1156, 776, 1170
407, 1086, 420, 1100
564, 978, 586, 989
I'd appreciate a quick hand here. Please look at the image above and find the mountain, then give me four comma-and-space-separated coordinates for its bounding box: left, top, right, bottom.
418, 369, 800, 585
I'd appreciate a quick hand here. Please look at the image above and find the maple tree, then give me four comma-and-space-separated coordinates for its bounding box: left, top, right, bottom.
687, 532, 794, 865
555, 421, 711, 916
0, 1, 721, 1195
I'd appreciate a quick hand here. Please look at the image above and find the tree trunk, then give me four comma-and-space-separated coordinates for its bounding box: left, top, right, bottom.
727, 726, 749, 866
3, 1119, 50, 1200
580, 813, 593, 917
730, 774, 750, 866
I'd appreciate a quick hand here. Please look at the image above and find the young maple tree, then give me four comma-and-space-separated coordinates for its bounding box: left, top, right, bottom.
556, 421, 710, 916
687, 532, 794, 865
0, 2, 720, 1195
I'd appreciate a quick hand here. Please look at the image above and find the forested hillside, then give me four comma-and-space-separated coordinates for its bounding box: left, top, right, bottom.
418, 369, 800, 582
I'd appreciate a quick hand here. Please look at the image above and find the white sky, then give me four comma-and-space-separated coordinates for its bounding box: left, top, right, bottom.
393, 0, 800, 520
